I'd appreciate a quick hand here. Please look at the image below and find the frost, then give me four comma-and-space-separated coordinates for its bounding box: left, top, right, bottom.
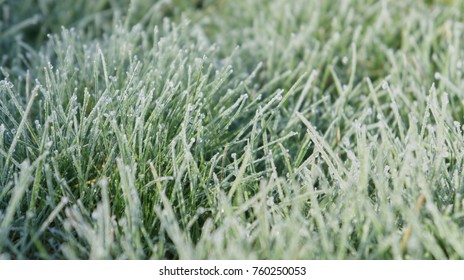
347, 150, 356, 161
342, 56, 349, 65
441, 92, 448, 106
381, 81, 389, 90
342, 137, 350, 147
453, 121, 461, 132
45, 140, 54, 150
197, 207, 205, 214
0, 80, 13, 89
384, 165, 390, 174
266, 197, 274, 207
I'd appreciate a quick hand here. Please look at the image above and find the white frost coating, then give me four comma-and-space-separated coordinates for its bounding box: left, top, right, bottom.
342, 56, 349, 65
382, 81, 389, 90
266, 197, 274, 207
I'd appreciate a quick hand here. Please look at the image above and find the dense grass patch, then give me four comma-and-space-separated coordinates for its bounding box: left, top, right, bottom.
1, 0, 464, 259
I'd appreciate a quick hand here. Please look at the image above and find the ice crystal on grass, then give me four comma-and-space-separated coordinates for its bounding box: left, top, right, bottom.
1, 0, 464, 260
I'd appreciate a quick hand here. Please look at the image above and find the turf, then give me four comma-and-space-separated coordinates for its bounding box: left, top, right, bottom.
1, 0, 464, 259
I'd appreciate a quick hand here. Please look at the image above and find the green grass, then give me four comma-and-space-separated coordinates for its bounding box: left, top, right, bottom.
1, 0, 464, 259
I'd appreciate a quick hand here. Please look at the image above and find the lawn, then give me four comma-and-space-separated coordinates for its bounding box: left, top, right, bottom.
1, 0, 464, 259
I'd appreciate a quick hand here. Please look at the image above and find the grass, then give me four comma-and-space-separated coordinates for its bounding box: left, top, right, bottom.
1, 0, 464, 259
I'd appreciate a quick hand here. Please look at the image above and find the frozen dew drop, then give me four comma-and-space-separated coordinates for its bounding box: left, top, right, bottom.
45, 141, 53, 149
266, 197, 274, 207
381, 81, 389, 90
92, 210, 99, 220
342, 56, 349, 65
34, 120, 41, 130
